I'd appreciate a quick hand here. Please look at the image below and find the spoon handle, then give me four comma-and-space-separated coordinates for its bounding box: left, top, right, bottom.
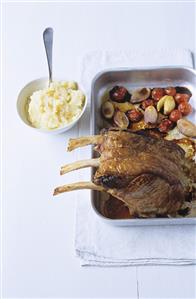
43, 27, 53, 84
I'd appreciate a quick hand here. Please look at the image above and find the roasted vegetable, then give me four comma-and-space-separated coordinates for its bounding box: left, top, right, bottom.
152, 88, 165, 101
157, 96, 166, 112
157, 95, 175, 115
109, 86, 131, 102
175, 86, 192, 96
163, 96, 176, 115
174, 93, 190, 104
177, 119, 196, 137
178, 102, 192, 116
173, 138, 196, 159
165, 87, 176, 96
113, 101, 135, 112
141, 99, 154, 110
130, 120, 156, 131
144, 106, 158, 124
127, 109, 143, 122
130, 88, 151, 103
157, 113, 168, 124
169, 110, 182, 122
101, 101, 114, 119
113, 111, 129, 129
159, 119, 174, 133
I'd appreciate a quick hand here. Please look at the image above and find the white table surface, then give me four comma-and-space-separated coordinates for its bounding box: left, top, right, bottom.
2, 2, 196, 298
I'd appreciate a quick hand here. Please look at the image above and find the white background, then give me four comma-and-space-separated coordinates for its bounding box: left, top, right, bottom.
2, 2, 196, 298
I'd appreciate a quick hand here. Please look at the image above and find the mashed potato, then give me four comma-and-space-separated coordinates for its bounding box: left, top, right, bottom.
28, 81, 85, 130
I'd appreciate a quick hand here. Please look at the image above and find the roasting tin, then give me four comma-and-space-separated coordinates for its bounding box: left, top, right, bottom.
90, 66, 196, 226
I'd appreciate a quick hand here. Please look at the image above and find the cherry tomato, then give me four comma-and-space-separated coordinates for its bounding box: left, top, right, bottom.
159, 119, 173, 133
152, 88, 165, 101
169, 109, 182, 122
141, 99, 154, 110
174, 93, 190, 104
165, 87, 176, 96
178, 102, 192, 116
127, 109, 143, 122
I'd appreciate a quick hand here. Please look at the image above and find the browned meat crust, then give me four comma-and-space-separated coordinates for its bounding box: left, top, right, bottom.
54, 128, 196, 218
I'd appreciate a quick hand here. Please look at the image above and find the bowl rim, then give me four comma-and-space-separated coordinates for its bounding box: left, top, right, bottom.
16, 77, 88, 133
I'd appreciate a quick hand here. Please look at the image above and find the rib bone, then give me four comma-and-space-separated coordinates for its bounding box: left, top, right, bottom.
60, 158, 100, 175
53, 181, 105, 196
67, 135, 103, 151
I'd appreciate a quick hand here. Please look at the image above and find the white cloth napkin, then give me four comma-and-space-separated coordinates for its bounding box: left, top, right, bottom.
75, 48, 196, 266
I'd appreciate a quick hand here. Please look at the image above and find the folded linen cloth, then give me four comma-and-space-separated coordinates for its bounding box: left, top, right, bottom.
75, 48, 196, 266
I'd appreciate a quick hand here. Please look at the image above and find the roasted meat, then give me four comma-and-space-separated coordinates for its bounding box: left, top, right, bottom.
54, 128, 196, 218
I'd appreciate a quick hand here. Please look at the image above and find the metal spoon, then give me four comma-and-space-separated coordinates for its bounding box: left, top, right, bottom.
43, 27, 53, 86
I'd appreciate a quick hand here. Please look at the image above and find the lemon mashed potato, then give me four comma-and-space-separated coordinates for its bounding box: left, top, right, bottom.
28, 81, 85, 130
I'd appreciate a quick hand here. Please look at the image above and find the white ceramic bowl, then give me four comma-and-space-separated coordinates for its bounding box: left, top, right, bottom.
17, 77, 87, 134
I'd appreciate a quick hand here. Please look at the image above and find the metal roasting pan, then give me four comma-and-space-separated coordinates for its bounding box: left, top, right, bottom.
90, 66, 196, 226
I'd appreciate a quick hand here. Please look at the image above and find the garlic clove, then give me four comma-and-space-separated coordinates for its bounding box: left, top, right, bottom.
164, 96, 176, 115
177, 119, 196, 137
157, 95, 167, 112
101, 101, 114, 119
131, 88, 151, 103
157, 95, 176, 115
144, 106, 158, 124
113, 111, 129, 129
